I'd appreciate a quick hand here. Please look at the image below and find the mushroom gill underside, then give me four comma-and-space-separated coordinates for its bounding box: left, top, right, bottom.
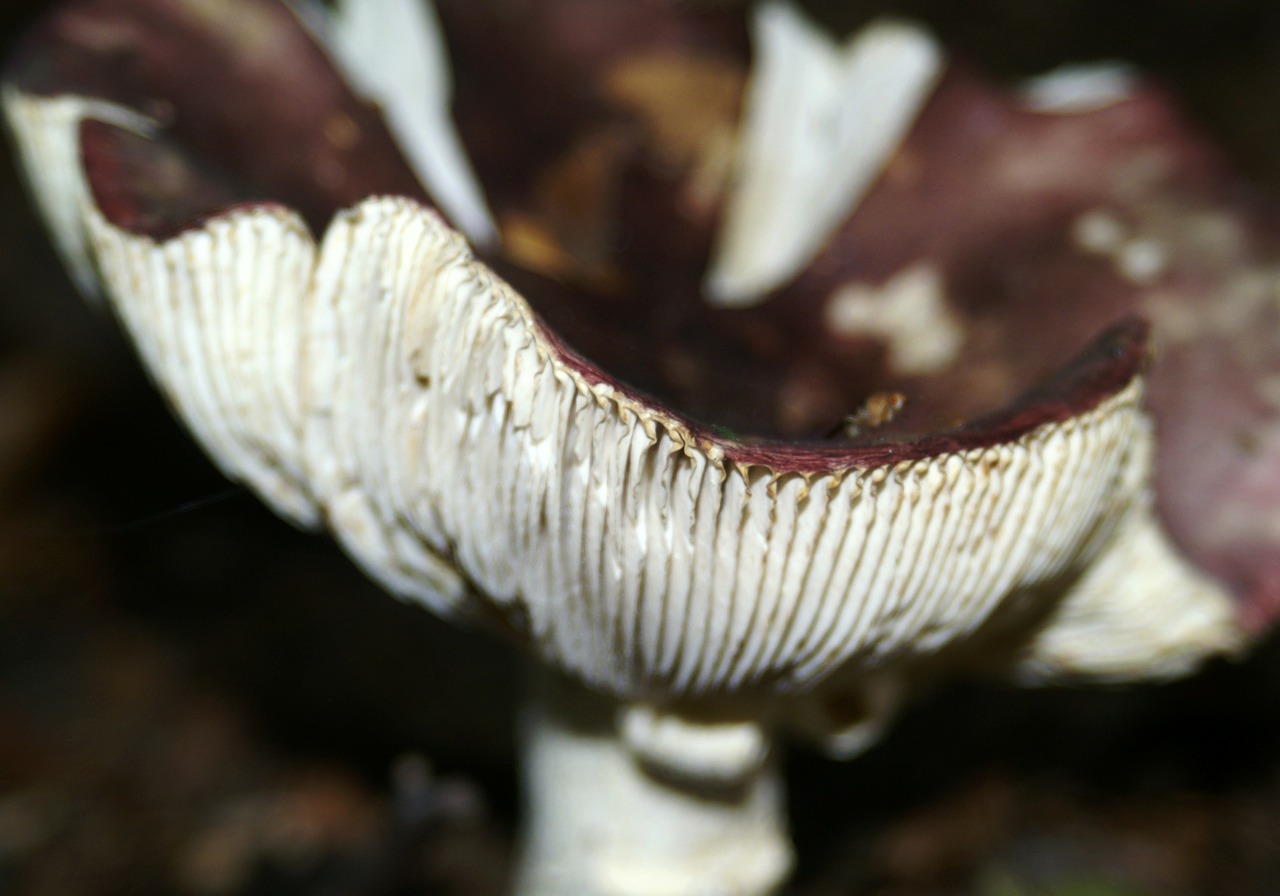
3, 0, 1257, 705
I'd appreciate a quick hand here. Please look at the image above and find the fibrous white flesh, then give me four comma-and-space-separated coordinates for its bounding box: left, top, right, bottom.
314, 0, 498, 246
516, 672, 791, 896
704, 4, 942, 307
6, 88, 1239, 703
2, 91, 154, 299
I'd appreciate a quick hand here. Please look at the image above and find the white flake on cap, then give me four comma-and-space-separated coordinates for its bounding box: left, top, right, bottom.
309, 0, 498, 246
705, 5, 942, 307
1020, 61, 1139, 114
825, 263, 964, 375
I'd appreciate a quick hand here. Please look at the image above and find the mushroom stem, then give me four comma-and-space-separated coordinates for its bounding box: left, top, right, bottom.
515, 670, 793, 896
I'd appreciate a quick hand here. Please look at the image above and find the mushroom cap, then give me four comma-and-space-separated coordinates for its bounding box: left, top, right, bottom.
3, 0, 1249, 705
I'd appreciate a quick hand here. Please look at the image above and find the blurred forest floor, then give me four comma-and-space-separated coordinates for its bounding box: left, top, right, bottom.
3, 2, 1280, 894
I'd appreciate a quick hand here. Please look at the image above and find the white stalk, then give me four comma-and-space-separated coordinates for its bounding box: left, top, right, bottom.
514, 671, 792, 896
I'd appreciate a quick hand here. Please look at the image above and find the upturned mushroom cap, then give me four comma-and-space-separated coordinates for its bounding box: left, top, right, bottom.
4, 0, 1252, 720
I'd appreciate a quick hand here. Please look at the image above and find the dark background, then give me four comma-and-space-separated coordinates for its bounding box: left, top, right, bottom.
2, 2, 1280, 894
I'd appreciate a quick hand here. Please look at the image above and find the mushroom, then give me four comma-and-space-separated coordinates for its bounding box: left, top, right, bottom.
6, 0, 1273, 893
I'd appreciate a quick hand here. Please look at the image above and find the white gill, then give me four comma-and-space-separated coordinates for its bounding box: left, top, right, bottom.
5, 77, 1237, 701
77, 187, 1236, 697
